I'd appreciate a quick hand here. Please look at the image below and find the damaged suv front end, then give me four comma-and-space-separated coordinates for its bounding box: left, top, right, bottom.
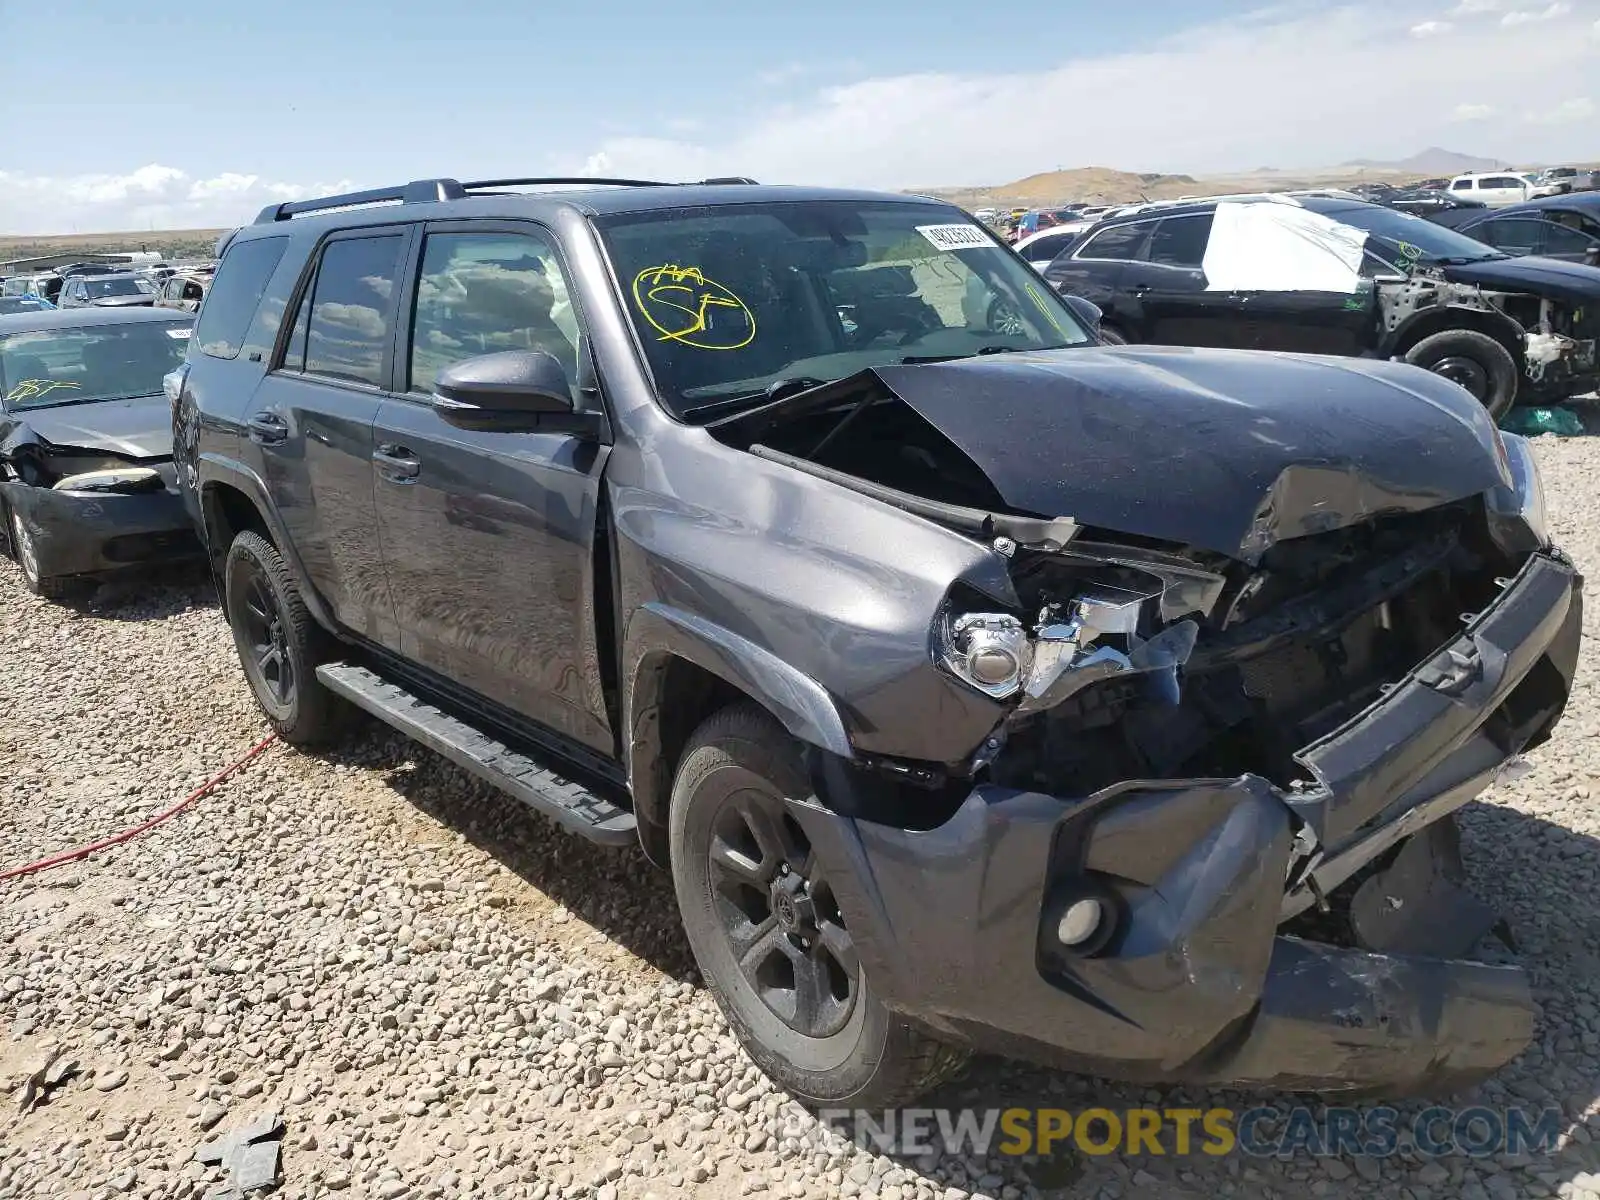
594, 194, 1579, 1097
703, 350, 1577, 1093
0, 309, 200, 597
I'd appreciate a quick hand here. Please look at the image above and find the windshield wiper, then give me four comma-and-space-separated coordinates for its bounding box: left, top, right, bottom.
679, 376, 830, 422
900, 345, 1025, 365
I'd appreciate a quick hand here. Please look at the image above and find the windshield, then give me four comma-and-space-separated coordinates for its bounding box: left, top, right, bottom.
594, 200, 1090, 420
1320, 203, 1508, 263
0, 320, 193, 411
84, 276, 154, 298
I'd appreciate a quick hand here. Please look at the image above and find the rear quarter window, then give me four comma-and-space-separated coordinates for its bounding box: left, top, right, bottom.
197, 236, 289, 359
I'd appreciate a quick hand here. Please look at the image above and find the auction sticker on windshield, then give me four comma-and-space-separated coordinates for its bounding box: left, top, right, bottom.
916, 224, 992, 251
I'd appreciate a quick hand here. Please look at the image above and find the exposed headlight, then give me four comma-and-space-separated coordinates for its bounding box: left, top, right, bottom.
51, 467, 163, 494
934, 611, 1030, 699
1494, 432, 1550, 548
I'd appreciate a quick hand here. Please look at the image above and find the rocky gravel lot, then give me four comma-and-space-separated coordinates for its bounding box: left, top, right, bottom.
3, 438, 1600, 1200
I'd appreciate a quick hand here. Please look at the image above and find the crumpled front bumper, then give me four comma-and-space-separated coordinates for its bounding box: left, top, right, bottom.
797, 550, 1581, 1093
0, 479, 199, 579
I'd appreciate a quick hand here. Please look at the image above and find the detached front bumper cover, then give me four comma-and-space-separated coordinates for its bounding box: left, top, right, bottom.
797, 550, 1580, 1093
0, 478, 198, 579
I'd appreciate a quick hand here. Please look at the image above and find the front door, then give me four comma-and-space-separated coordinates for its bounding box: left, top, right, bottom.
372, 222, 615, 755
1127, 214, 1254, 348
248, 227, 413, 645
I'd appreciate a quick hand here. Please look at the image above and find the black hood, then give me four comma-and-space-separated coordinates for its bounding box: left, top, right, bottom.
869, 345, 1510, 562
1441, 254, 1600, 305
2, 393, 173, 459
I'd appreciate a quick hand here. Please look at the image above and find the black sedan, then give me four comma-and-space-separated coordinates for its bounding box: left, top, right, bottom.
0, 307, 199, 598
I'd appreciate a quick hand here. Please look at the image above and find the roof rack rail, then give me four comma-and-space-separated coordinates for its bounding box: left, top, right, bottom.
252, 174, 764, 224
253, 179, 465, 224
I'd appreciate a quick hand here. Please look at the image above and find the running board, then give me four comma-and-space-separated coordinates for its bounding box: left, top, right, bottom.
316, 663, 637, 845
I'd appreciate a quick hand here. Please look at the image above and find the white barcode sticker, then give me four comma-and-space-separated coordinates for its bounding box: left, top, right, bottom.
166, 327, 192, 339
915, 223, 991, 251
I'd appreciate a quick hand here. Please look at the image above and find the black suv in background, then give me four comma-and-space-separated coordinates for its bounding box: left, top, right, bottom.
174, 176, 1577, 1106
1044, 194, 1600, 415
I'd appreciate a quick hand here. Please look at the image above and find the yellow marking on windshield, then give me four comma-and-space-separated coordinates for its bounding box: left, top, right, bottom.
4, 379, 81, 404
1025, 283, 1067, 337
632, 265, 755, 350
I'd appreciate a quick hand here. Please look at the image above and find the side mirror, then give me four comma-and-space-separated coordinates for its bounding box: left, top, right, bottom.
432, 349, 581, 431
1059, 292, 1103, 333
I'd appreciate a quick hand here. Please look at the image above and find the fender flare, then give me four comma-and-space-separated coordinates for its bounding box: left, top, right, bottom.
194, 452, 338, 631
623, 601, 853, 839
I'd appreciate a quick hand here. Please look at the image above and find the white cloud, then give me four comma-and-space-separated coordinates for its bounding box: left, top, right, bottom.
1452, 0, 1500, 12
1526, 96, 1595, 123
9, 1, 1600, 235
1502, 1, 1570, 25
0, 166, 357, 237
1410, 19, 1452, 35
561, 4, 1600, 189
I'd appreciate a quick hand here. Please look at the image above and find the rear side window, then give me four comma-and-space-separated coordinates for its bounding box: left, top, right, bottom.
197, 236, 288, 359
1452, 179, 1474, 191
1147, 215, 1213, 268
1076, 222, 1149, 261
1483, 177, 1521, 190
283, 235, 405, 387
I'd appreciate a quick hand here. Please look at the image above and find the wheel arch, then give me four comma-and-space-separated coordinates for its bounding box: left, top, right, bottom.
624, 602, 853, 867
1386, 307, 1526, 373
196, 457, 337, 632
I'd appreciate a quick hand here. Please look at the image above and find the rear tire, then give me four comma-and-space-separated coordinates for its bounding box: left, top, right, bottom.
223, 530, 349, 746
669, 703, 968, 1108
1404, 329, 1518, 420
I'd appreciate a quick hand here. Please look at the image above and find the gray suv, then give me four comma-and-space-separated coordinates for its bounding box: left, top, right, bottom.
172, 175, 1579, 1106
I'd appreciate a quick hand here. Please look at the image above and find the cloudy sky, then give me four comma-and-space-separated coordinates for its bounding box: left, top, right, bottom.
2, 0, 1599, 235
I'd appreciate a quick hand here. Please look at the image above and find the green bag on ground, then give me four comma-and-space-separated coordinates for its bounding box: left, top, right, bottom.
1499, 406, 1586, 437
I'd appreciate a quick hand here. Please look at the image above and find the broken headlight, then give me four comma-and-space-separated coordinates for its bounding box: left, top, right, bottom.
935, 611, 1031, 699
1486, 432, 1550, 551
51, 467, 164, 495
935, 582, 1199, 708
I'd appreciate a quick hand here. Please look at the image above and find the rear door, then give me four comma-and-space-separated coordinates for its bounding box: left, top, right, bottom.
246, 226, 413, 645
371, 221, 616, 756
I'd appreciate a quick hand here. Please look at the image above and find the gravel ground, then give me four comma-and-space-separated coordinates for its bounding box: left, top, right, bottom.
2, 439, 1600, 1200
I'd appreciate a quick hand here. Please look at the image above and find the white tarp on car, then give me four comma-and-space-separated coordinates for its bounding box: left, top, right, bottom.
1202, 201, 1368, 294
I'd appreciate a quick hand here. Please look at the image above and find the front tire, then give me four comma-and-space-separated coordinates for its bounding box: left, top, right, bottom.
669, 703, 968, 1107
8, 508, 74, 600
223, 531, 348, 746
1404, 329, 1518, 420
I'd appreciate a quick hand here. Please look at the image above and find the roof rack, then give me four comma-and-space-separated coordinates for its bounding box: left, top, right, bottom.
252, 175, 762, 224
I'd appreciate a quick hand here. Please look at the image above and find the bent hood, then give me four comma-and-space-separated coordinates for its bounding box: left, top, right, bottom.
1442, 254, 1600, 305
2, 393, 173, 460
871, 345, 1510, 562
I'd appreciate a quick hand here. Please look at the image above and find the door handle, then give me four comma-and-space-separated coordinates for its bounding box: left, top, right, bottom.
246, 412, 288, 445
1131, 282, 1152, 295
373, 444, 421, 482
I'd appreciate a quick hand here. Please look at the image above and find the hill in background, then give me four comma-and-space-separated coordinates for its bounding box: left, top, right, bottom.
1341, 146, 1508, 175
0, 228, 226, 263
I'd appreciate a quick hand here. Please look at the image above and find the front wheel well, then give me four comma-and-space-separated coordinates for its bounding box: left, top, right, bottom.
632, 655, 750, 866
1389, 308, 1524, 369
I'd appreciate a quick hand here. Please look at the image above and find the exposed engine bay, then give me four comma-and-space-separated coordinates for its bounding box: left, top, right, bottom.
712, 352, 1540, 817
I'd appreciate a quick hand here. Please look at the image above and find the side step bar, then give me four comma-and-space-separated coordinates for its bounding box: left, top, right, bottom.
316, 663, 638, 846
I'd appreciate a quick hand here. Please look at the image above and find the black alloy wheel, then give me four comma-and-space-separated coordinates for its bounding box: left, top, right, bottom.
707, 790, 858, 1039
223, 531, 348, 746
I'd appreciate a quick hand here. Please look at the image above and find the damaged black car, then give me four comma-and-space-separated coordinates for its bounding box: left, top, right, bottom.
1044, 193, 1600, 417
176, 179, 1580, 1108
0, 307, 200, 598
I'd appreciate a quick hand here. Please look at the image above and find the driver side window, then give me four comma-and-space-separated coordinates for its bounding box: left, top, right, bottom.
408, 230, 579, 398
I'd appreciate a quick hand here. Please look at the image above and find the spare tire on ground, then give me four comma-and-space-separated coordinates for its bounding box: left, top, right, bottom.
1403, 329, 1518, 420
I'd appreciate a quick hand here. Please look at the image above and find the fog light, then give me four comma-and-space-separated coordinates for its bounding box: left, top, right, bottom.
1056, 898, 1107, 947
